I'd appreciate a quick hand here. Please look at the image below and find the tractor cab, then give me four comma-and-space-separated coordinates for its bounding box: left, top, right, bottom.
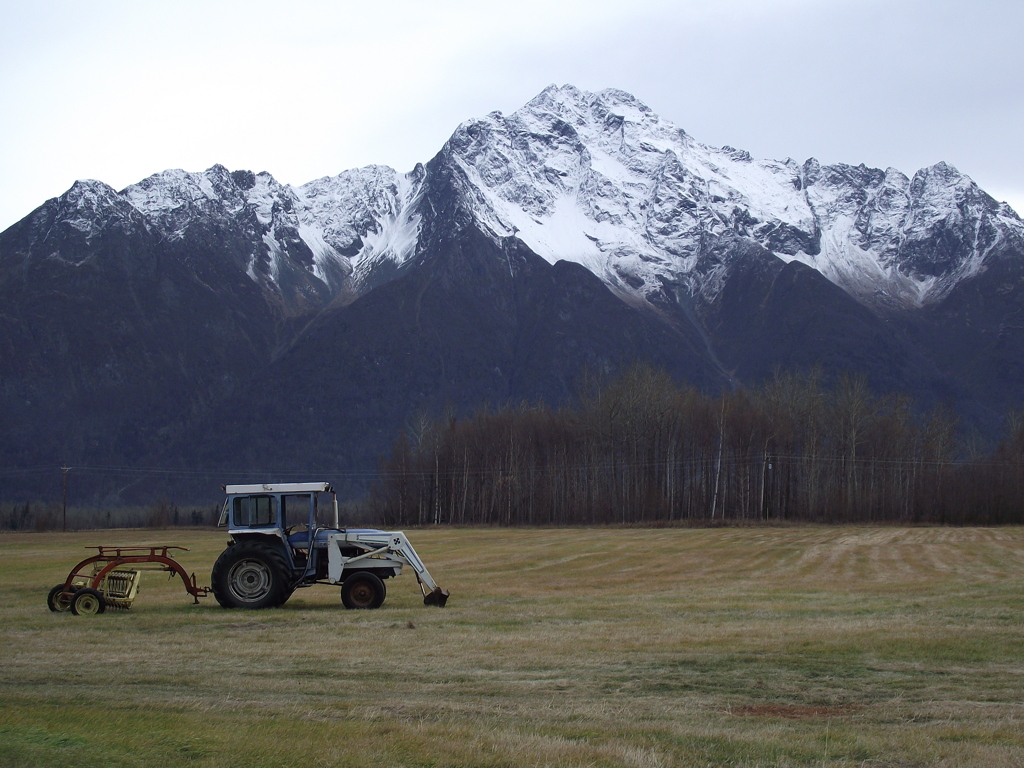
218, 482, 337, 569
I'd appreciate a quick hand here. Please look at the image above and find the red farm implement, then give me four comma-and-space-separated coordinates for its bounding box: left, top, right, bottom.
47, 546, 211, 615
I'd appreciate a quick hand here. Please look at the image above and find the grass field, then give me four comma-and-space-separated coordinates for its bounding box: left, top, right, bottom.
2, 526, 1023, 767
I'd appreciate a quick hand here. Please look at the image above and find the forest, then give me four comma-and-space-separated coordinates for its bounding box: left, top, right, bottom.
371, 365, 1024, 526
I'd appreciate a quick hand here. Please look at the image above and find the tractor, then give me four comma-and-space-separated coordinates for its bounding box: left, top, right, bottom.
211, 482, 448, 609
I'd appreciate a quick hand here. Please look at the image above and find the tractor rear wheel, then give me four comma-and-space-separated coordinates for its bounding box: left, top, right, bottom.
47, 585, 73, 612
70, 588, 105, 615
211, 540, 291, 609
341, 572, 386, 609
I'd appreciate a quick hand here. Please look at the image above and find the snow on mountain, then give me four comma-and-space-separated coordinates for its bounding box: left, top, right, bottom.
116, 162, 424, 301
440, 84, 1023, 311
23, 84, 1022, 315
296, 164, 424, 290
51, 179, 146, 244
784, 159, 1022, 309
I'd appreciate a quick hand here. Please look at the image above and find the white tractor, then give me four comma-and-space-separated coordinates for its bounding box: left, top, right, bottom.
211, 482, 448, 609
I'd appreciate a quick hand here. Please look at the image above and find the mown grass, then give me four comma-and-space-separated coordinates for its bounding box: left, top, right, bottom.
1, 526, 1023, 766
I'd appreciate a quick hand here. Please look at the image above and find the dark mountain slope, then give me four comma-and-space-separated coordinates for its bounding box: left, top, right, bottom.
700, 244, 959, 409
903, 252, 1024, 429
168, 221, 729, 501
0, 181, 283, 477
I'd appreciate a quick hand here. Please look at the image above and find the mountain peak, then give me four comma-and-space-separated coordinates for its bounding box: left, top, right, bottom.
519, 84, 672, 141
61, 179, 122, 211
528, 84, 655, 116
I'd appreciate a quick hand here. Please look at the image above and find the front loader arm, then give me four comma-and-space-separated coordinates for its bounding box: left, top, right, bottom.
327, 530, 449, 607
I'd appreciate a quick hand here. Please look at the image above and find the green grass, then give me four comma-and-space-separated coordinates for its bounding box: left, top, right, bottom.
2, 526, 1024, 766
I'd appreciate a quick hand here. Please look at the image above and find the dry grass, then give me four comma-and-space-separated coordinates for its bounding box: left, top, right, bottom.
2, 526, 1023, 766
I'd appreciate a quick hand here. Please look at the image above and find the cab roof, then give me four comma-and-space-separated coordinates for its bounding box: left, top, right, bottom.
223, 482, 333, 495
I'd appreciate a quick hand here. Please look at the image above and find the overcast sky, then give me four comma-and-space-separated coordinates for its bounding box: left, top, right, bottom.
1, 0, 1021, 232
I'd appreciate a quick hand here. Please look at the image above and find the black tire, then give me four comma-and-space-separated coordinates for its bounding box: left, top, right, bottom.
341, 572, 386, 609
70, 587, 105, 616
47, 584, 72, 613
211, 540, 292, 609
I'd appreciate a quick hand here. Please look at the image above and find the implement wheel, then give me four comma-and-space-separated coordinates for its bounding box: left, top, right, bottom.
341, 572, 386, 610
71, 588, 105, 616
47, 585, 73, 613
211, 540, 291, 609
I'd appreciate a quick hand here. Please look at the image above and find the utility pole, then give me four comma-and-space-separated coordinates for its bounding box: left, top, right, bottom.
61, 466, 70, 532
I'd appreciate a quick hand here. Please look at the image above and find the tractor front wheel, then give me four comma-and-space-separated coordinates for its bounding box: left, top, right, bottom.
211, 541, 292, 609
70, 588, 105, 616
341, 572, 386, 609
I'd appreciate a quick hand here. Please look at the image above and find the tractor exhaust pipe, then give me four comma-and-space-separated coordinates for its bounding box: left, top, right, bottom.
332, 492, 339, 529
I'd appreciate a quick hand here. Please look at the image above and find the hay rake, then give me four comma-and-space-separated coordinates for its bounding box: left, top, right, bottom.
47, 546, 211, 615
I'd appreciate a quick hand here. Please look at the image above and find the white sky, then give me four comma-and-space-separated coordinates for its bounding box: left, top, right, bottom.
1, 0, 1021, 232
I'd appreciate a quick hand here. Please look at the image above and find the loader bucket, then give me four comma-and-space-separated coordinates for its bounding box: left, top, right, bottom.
424, 587, 449, 607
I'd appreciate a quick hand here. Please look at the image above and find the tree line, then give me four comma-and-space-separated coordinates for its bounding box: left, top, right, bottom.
1, 500, 220, 531
370, 365, 1024, 526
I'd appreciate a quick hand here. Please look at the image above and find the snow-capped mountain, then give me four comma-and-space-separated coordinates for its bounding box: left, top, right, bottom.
438, 85, 1022, 312
1, 84, 1022, 503
118, 162, 424, 305
33, 85, 1021, 318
